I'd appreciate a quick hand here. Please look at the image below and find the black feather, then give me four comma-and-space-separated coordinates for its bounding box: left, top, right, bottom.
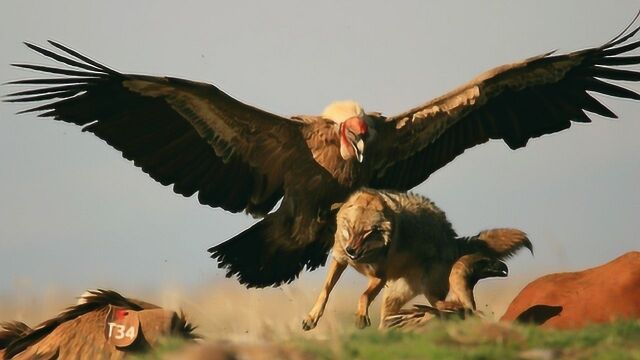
5, 90, 79, 103
5, 84, 87, 97
4, 77, 100, 85
23, 42, 105, 73
581, 93, 618, 118
588, 66, 640, 81
47, 40, 119, 75
11, 63, 101, 78
584, 78, 640, 100
597, 55, 640, 66
602, 39, 640, 57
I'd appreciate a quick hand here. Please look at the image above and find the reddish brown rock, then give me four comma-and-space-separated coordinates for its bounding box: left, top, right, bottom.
501, 251, 640, 329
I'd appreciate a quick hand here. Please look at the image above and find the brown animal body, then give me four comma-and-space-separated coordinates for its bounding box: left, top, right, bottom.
7, 21, 640, 288
501, 251, 640, 329
302, 189, 531, 330
0, 289, 196, 359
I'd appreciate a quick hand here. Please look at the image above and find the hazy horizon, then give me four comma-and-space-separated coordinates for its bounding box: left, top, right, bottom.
1, 0, 638, 314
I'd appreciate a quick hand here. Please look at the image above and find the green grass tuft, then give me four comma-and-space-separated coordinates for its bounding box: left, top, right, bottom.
296, 319, 640, 360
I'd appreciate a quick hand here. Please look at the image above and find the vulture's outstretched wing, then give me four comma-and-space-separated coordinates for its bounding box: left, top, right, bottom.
372, 21, 640, 190
5, 41, 307, 216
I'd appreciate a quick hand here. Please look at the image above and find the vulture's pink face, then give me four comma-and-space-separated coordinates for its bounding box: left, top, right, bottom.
339, 116, 369, 162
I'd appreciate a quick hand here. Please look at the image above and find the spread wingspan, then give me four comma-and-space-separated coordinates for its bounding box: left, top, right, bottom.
373, 18, 640, 190
6, 41, 306, 216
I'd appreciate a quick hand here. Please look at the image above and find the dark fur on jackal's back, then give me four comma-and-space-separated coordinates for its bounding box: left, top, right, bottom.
1, 289, 196, 360
6, 15, 640, 288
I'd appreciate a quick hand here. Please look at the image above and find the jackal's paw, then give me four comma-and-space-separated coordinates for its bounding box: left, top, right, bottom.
302, 316, 318, 331
435, 300, 464, 312
355, 314, 371, 329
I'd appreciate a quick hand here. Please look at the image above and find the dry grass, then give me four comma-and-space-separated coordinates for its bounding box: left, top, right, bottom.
0, 274, 529, 343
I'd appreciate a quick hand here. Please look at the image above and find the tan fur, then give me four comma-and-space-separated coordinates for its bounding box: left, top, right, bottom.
303, 189, 531, 330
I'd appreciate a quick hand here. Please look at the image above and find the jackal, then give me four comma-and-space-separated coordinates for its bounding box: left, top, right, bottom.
302, 189, 531, 330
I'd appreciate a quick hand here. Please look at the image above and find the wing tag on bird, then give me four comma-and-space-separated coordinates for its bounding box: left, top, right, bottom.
104, 305, 140, 347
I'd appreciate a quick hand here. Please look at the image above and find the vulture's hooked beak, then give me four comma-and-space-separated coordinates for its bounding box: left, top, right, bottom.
352, 137, 365, 163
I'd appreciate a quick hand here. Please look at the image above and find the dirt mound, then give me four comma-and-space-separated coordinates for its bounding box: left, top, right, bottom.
501, 251, 640, 329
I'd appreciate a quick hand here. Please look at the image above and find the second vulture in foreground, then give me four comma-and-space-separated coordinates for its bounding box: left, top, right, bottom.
6, 18, 640, 287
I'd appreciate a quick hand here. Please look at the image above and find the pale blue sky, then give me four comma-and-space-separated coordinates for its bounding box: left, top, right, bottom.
1, 1, 638, 298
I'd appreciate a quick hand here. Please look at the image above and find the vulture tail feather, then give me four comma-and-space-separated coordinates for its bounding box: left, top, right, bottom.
208, 219, 330, 288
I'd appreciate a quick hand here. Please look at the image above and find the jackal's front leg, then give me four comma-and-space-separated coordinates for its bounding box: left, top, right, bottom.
302, 258, 347, 331
355, 276, 386, 329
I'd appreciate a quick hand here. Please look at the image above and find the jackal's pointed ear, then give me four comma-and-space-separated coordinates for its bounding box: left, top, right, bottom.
330, 202, 344, 212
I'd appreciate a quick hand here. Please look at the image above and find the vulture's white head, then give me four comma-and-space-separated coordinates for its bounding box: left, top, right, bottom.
323, 100, 373, 163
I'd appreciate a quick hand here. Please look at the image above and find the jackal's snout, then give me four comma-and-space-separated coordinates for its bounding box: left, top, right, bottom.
344, 244, 363, 260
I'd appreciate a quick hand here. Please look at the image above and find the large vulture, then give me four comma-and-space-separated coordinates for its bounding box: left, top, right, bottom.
6, 19, 640, 287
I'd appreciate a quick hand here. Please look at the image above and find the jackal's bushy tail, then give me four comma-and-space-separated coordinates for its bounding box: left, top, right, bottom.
459, 228, 532, 259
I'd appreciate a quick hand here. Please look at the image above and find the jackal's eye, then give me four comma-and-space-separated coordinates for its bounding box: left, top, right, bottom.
364, 227, 382, 241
